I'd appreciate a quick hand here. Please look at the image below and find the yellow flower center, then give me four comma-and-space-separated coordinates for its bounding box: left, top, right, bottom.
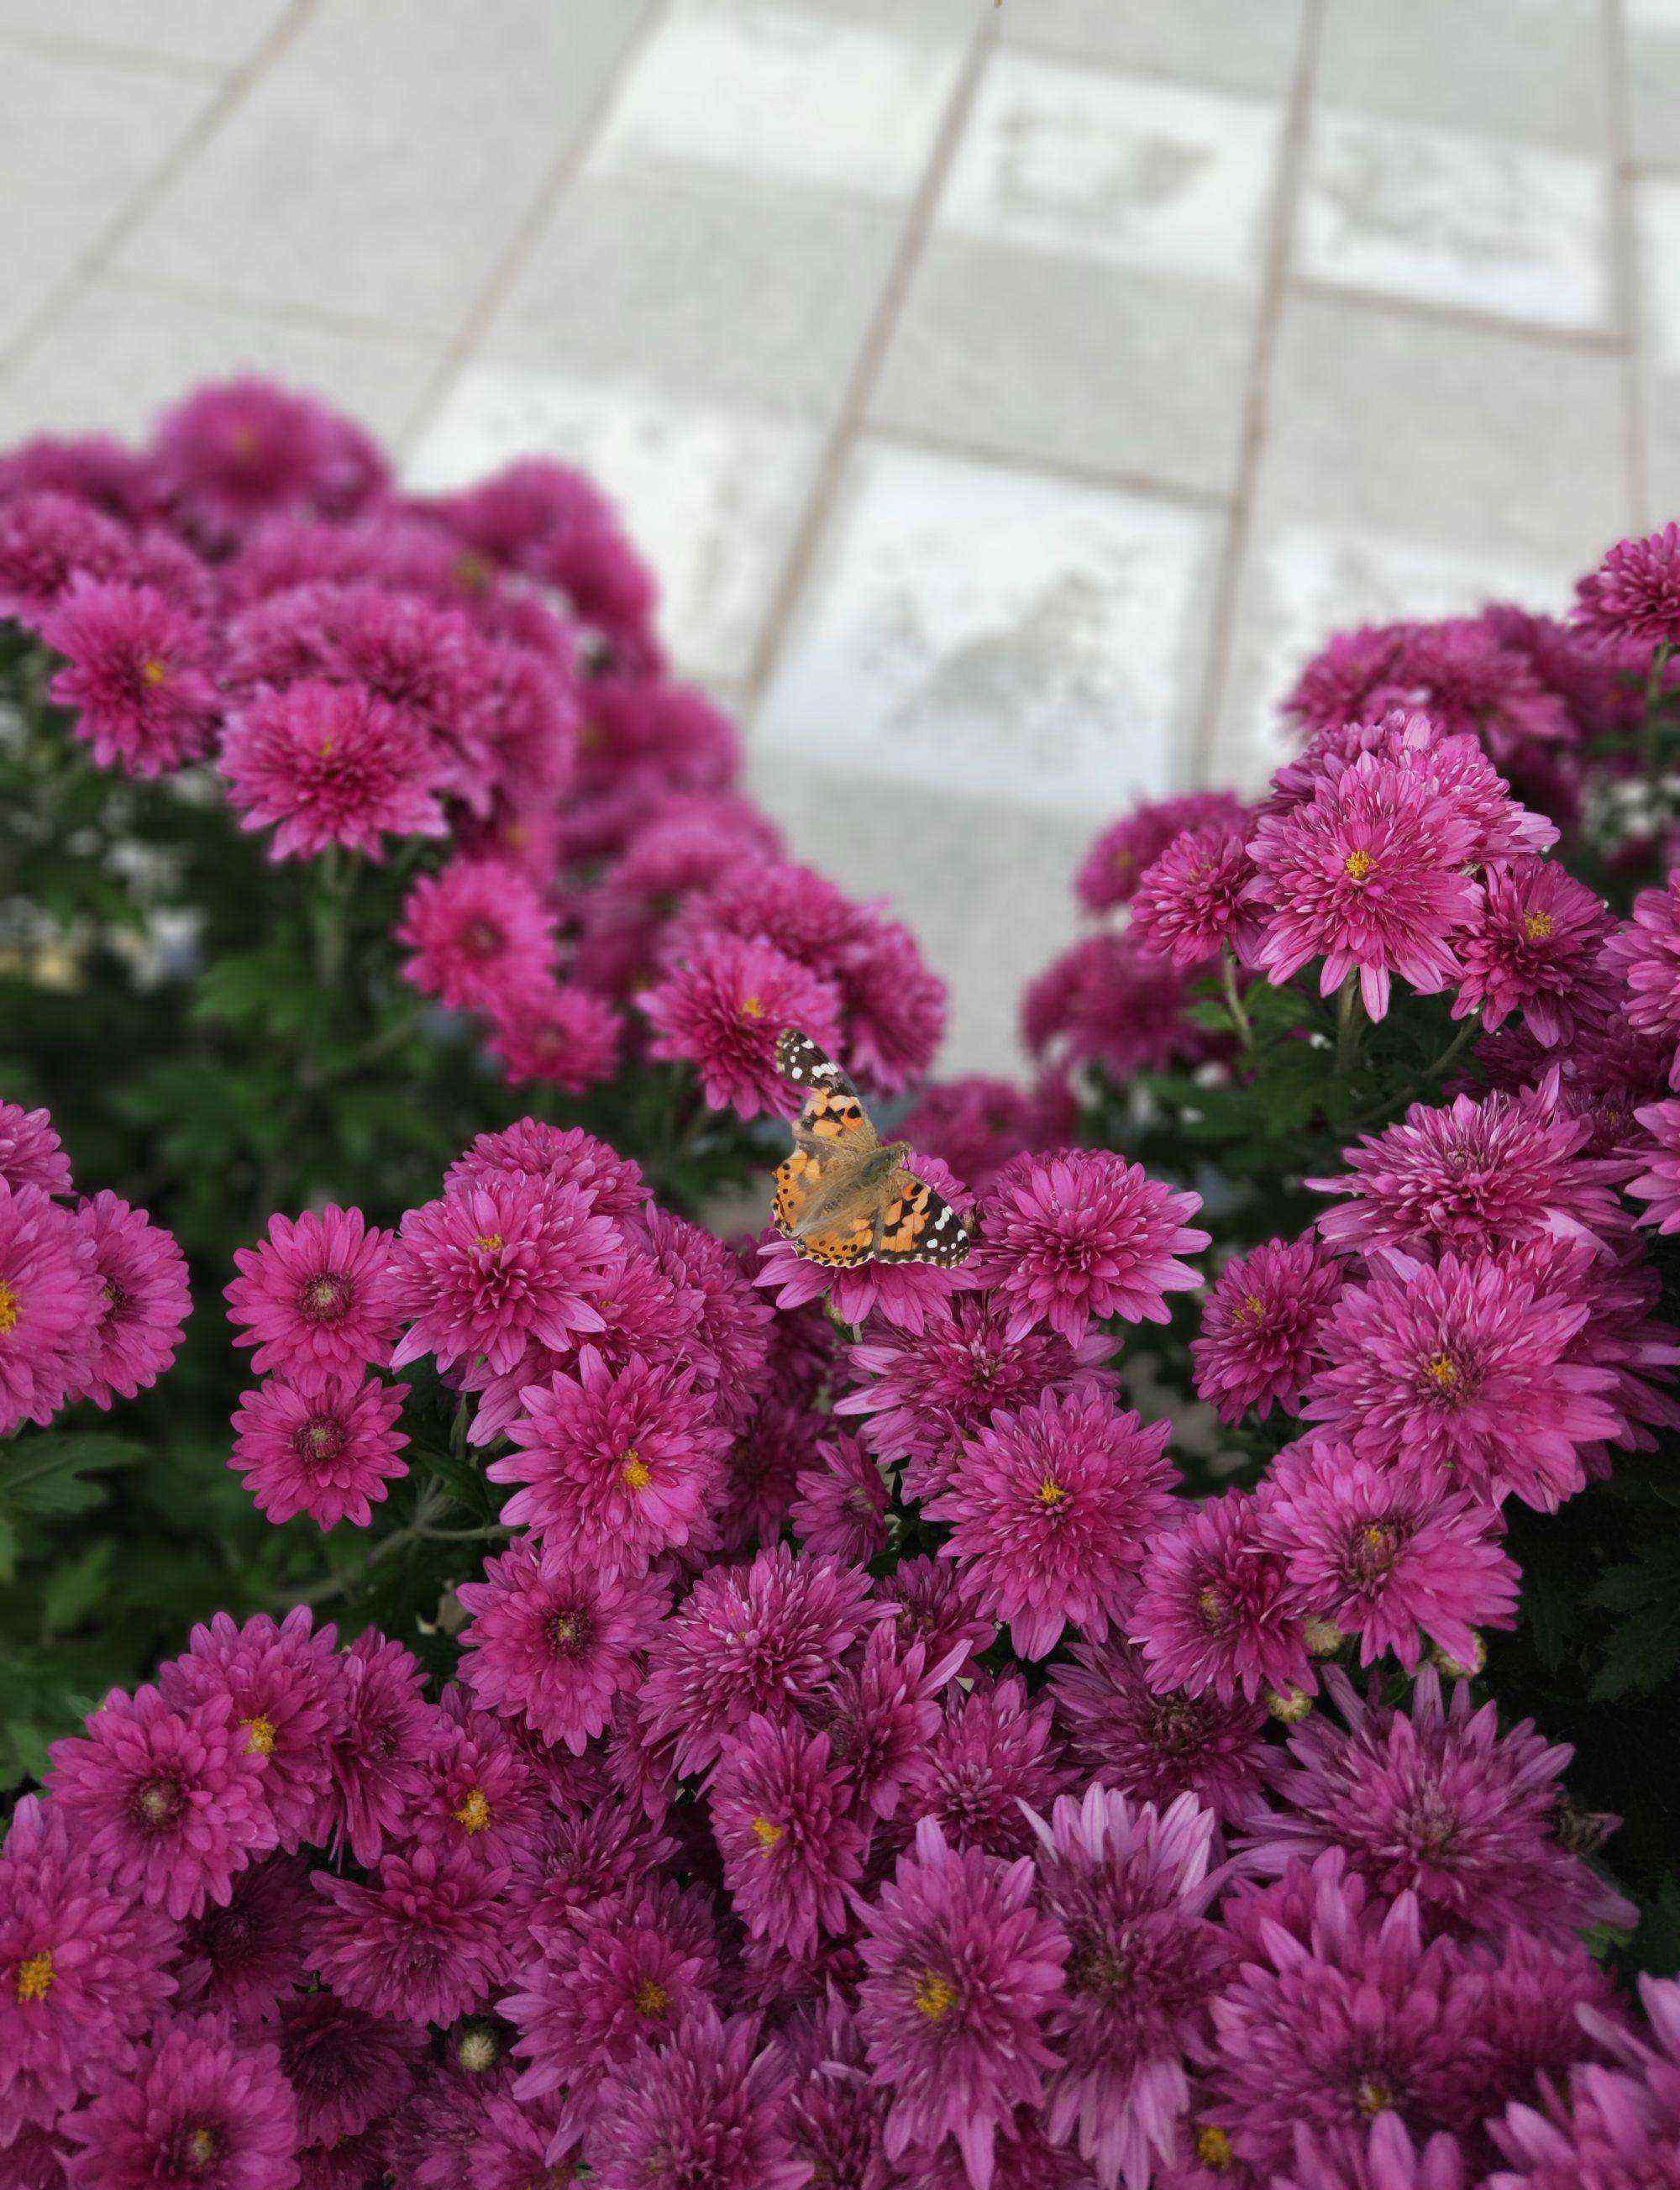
454, 1788, 492, 1834
1424, 1352, 1460, 1389
1236, 1293, 1266, 1326
1196, 2124, 1235, 2171
457, 2028, 498, 2072
240, 1715, 277, 1757
1343, 848, 1375, 885
1197, 1585, 1228, 1629
140, 656, 170, 687
1356, 2075, 1394, 2117
1037, 1476, 1068, 1507
318, 737, 335, 760
750, 1815, 785, 1850
1524, 910, 1556, 940
15, 1951, 54, 2004
185, 2126, 219, 2171
622, 1447, 652, 1490
914, 1970, 958, 2019
475, 1232, 505, 1251
138, 1781, 178, 1824
741, 994, 765, 1019
0, 1280, 20, 1335
453, 549, 494, 592
633, 1977, 669, 2018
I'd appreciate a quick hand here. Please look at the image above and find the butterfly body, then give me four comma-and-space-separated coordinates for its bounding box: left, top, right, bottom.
772, 1032, 971, 1268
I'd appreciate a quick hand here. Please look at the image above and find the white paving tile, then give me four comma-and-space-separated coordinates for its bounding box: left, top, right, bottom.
591, 0, 963, 198
408, 363, 821, 690
757, 439, 1217, 817
1299, 108, 1610, 332
1638, 179, 1680, 373
939, 51, 1282, 287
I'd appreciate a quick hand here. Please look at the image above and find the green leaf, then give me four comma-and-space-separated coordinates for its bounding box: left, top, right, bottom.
1588, 1541, 1680, 1699
41, 1538, 117, 1636
0, 1433, 142, 1518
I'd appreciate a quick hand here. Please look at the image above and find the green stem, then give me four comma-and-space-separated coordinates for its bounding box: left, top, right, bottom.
1219, 949, 1253, 1049
280, 1480, 450, 1609
1641, 641, 1673, 800
1334, 973, 1364, 1077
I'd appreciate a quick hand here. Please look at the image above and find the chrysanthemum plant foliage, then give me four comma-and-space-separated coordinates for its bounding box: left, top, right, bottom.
7, 389, 1680, 2190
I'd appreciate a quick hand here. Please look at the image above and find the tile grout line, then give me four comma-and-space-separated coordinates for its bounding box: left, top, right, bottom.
0, 0, 322, 384
1604, 0, 1648, 528
869, 419, 1232, 514
1189, 0, 1326, 790
0, 28, 223, 81
1290, 275, 1628, 356
743, 14, 1000, 710
394, 0, 675, 460
96, 266, 444, 351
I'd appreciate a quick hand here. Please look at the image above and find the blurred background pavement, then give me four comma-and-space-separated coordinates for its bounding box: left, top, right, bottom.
0, 0, 1668, 1066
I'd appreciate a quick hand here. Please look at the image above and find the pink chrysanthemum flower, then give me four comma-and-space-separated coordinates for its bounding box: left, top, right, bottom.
171, 1854, 312, 2025
0, 1100, 72, 1198
836, 914, 948, 1096
398, 854, 558, 1015
222, 677, 447, 860
456, 1538, 669, 1752
1629, 1095, 1680, 1232
392, 1174, 617, 1379
60, 2011, 299, 2190
49, 1685, 277, 1922
712, 1714, 869, 1956
857, 1816, 1068, 2190
317, 1629, 442, 1867
1484, 1972, 1680, 2190
507, 1877, 722, 2098
1243, 1669, 1635, 1946
1246, 754, 1481, 1018
1049, 1636, 1269, 1826
226, 1205, 399, 1380
928, 1388, 1179, 1657
639, 1546, 879, 1777
486, 977, 622, 1092
45, 576, 218, 776
157, 1607, 344, 1854
152, 376, 386, 541
1452, 857, 1613, 1046
0, 1180, 101, 1432
777, 1998, 895, 2190
1028, 1788, 1231, 2190
309, 1841, 511, 2027
444, 1118, 649, 1219
902, 1673, 1070, 1860
1280, 2116, 1472, 2190
1452, 1930, 1629, 2141
1257, 1440, 1519, 1669
1130, 824, 1263, 970
0, 488, 137, 623
490, 1347, 727, 1574
1301, 1249, 1625, 1510
586, 2009, 806, 2190
229, 1368, 410, 1531
470, 2091, 583, 2190
506, 1793, 679, 1947
1599, 873, 1680, 1084
755, 1153, 978, 1336
404, 1695, 544, 1874
880, 1553, 1000, 1669
0, 1794, 178, 2140
897, 1074, 1078, 1195
1129, 1490, 1315, 1705
1078, 792, 1252, 913
275, 1989, 423, 2149
970, 1152, 1207, 1347
1273, 710, 1558, 862
1311, 1077, 1625, 1263
1190, 1234, 1342, 1423
1574, 522, 1680, 647
791, 1431, 890, 1565
69, 1189, 191, 1407
814, 1624, 968, 1825
638, 1205, 774, 1414
712, 1393, 816, 1556
641, 930, 843, 1120
1021, 929, 1215, 1082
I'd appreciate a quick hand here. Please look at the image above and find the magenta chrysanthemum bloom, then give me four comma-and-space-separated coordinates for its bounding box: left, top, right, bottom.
309, 1842, 511, 2027
640, 1546, 879, 1777
585, 2009, 806, 2190
398, 854, 558, 1016
1574, 522, 1680, 647
470, 2091, 583, 2190
490, 1346, 727, 1574
171, 1854, 312, 2025
486, 977, 622, 1092
399, 1692, 544, 1875
641, 930, 843, 1120
1027, 1787, 1231, 2190
1130, 824, 1263, 970
1021, 929, 1214, 1083
1599, 873, 1680, 1084
1242, 1669, 1635, 1946
1485, 1972, 1680, 2190
1273, 710, 1559, 862
928, 1388, 1179, 1657
1077, 792, 1252, 914
1281, 2116, 1472, 2190
897, 1074, 1077, 1195
0, 1100, 72, 1198
969, 1151, 1206, 1348
902, 1673, 1069, 1860
222, 678, 447, 860
275, 1989, 423, 2149
1452, 857, 1613, 1046
791, 1431, 890, 1565
157, 1607, 344, 1854
0, 1794, 178, 2140
1629, 1095, 1680, 1232
392, 1174, 617, 1379
226, 1205, 399, 1380
814, 1623, 967, 1825
445, 1118, 649, 1220
638, 1205, 775, 1415
0, 1180, 101, 1432
880, 1553, 1000, 1668
1259, 1439, 1519, 1669
1246, 754, 1481, 1018
755, 1153, 978, 1336
857, 1816, 1068, 2189
230, 1368, 410, 1531
50, 1684, 277, 1922
45, 575, 218, 776
1302, 1249, 1624, 1511
456, 1538, 668, 1752
837, 916, 948, 1096
317, 1630, 442, 1867
1048, 1636, 1269, 1826
507, 1877, 722, 2098
1312, 1077, 1625, 1263
506, 1791, 679, 1947
69, 1189, 191, 1407
1129, 1490, 1314, 1705
152, 376, 386, 542
1189, 1234, 1342, 1423
712, 1713, 869, 1956
60, 2011, 300, 2190
0, 488, 137, 623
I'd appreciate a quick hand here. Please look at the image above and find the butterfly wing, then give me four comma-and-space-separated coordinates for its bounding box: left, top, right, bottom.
867, 1166, 972, 1267
776, 1029, 877, 1154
